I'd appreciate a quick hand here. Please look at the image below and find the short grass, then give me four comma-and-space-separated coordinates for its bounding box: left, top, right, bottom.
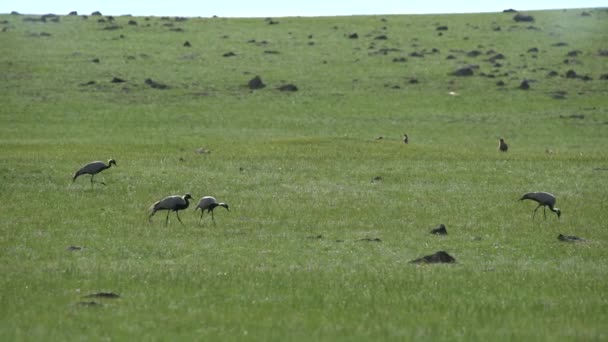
1, 8, 608, 341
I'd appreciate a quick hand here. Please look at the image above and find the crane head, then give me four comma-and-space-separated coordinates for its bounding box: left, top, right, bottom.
184, 193, 192, 200
556, 208, 561, 219
220, 203, 230, 211
109, 159, 117, 166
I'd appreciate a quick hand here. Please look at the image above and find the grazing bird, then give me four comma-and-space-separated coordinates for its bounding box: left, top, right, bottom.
149, 193, 192, 225
498, 138, 508, 152
73, 159, 116, 185
403, 133, 409, 144
195, 196, 230, 223
520, 191, 561, 220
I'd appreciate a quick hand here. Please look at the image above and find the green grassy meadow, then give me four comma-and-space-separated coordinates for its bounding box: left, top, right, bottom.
1, 8, 608, 341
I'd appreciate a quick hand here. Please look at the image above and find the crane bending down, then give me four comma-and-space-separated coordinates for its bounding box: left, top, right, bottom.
73, 159, 116, 185
520, 191, 561, 220
195, 196, 229, 223
149, 193, 192, 225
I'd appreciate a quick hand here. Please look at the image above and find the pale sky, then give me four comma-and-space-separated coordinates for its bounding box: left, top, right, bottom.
1, 0, 605, 18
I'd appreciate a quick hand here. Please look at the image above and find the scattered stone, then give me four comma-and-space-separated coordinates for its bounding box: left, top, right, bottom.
393, 57, 407, 62
91, 58, 100, 63
248, 75, 265, 90
600, 74, 608, 80
552, 42, 568, 47
446, 55, 457, 60
518, 80, 530, 90
496, 80, 505, 86
144, 78, 169, 89
513, 13, 534, 22
598, 50, 608, 57
183, 41, 191, 47
80, 81, 96, 86
408, 78, 419, 84
409, 51, 424, 58
359, 238, 382, 242
83, 292, 120, 298
467, 50, 482, 57
128, 20, 137, 25
223, 51, 236, 57
278, 84, 298, 92
348, 33, 358, 39
374, 35, 388, 40
66, 246, 83, 251
527, 47, 539, 53
410, 251, 456, 264
370, 176, 382, 183
567, 50, 581, 57
560, 114, 584, 119
430, 224, 447, 235
547, 70, 559, 77
488, 53, 505, 62
307, 235, 323, 239
103, 25, 121, 30
436, 25, 448, 31
565, 69, 578, 78
264, 50, 279, 54
558, 234, 585, 242
551, 90, 567, 99
111, 77, 126, 83
451, 66, 475, 76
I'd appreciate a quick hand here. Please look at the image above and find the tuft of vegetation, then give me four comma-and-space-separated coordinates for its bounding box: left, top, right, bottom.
1, 8, 607, 341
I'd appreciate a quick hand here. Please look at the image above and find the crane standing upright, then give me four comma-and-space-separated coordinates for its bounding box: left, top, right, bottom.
73, 159, 116, 186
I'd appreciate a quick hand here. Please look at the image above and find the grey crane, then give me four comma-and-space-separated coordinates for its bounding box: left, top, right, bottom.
73, 159, 116, 185
149, 193, 192, 225
498, 138, 508, 152
520, 191, 561, 220
403, 133, 409, 144
195, 196, 229, 223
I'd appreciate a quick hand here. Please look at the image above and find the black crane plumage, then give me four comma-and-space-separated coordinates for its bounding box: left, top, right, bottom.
149, 193, 193, 225
520, 191, 561, 220
73, 159, 116, 185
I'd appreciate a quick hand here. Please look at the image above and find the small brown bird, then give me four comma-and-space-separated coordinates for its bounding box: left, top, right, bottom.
498, 138, 508, 152
403, 134, 409, 144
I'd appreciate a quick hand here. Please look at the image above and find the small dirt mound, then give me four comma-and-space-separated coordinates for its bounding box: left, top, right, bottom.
430, 224, 447, 235
410, 251, 456, 264
278, 84, 298, 92
248, 75, 265, 89
513, 13, 534, 22
83, 292, 120, 299
144, 78, 169, 89
558, 234, 585, 242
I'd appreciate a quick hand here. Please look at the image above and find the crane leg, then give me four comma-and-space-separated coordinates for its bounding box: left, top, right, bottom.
211, 209, 215, 222
543, 206, 547, 220
90, 174, 106, 186
165, 211, 170, 225
176, 211, 184, 225
199, 210, 204, 224
532, 205, 542, 219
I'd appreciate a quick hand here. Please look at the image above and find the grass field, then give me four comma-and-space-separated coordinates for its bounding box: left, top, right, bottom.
1, 7, 608, 341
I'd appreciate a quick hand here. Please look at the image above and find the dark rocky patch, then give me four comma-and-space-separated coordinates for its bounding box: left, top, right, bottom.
547, 70, 559, 77
80, 81, 96, 86
264, 50, 280, 54
430, 224, 447, 235
409, 51, 424, 58
370, 176, 382, 183
410, 251, 456, 264
408, 78, 419, 84
374, 35, 388, 40
598, 50, 608, 57
488, 53, 505, 62
567, 50, 581, 57
307, 234, 323, 239
436, 25, 448, 31
359, 238, 382, 242
565, 69, 578, 78
348, 33, 358, 39
278, 84, 298, 92
111, 77, 126, 83
527, 47, 539, 53
127, 20, 137, 26
467, 50, 482, 57
451, 66, 475, 76
66, 246, 83, 251
552, 42, 568, 47
558, 234, 585, 242
519, 80, 530, 90
446, 55, 457, 60
393, 57, 407, 62
513, 13, 534, 22
560, 114, 584, 119
551, 90, 567, 99
600, 74, 608, 80
91, 58, 100, 63
496, 80, 505, 86
248, 76, 265, 90
223, 51, 236, 57
183, 41, 191, 47
144, 78, 169, 89
103, 25, 121, 30
169, 28, 184, 32
83, 292, 120, 298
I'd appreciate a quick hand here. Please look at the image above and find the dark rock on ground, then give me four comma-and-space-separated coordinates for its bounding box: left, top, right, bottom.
278, 84, 298, 92
223, 51, 236, 57
558, 234, 585, 242
451, 66, 475, 76
430, 224, 447, 235
348, 33, 358, 39
519, 80, 530, 90
144, 78, 169, 89
513, 13, 534, 22
527, 47, 539, 53
83, 292, 120, 298
359, 238, 382, 242
410, 251, 456, 264
66, 246, 83, 251
111, 77, 125, 83
248, 76, 265, 90
436, 25, 448, 31
183, 41, 191, 47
